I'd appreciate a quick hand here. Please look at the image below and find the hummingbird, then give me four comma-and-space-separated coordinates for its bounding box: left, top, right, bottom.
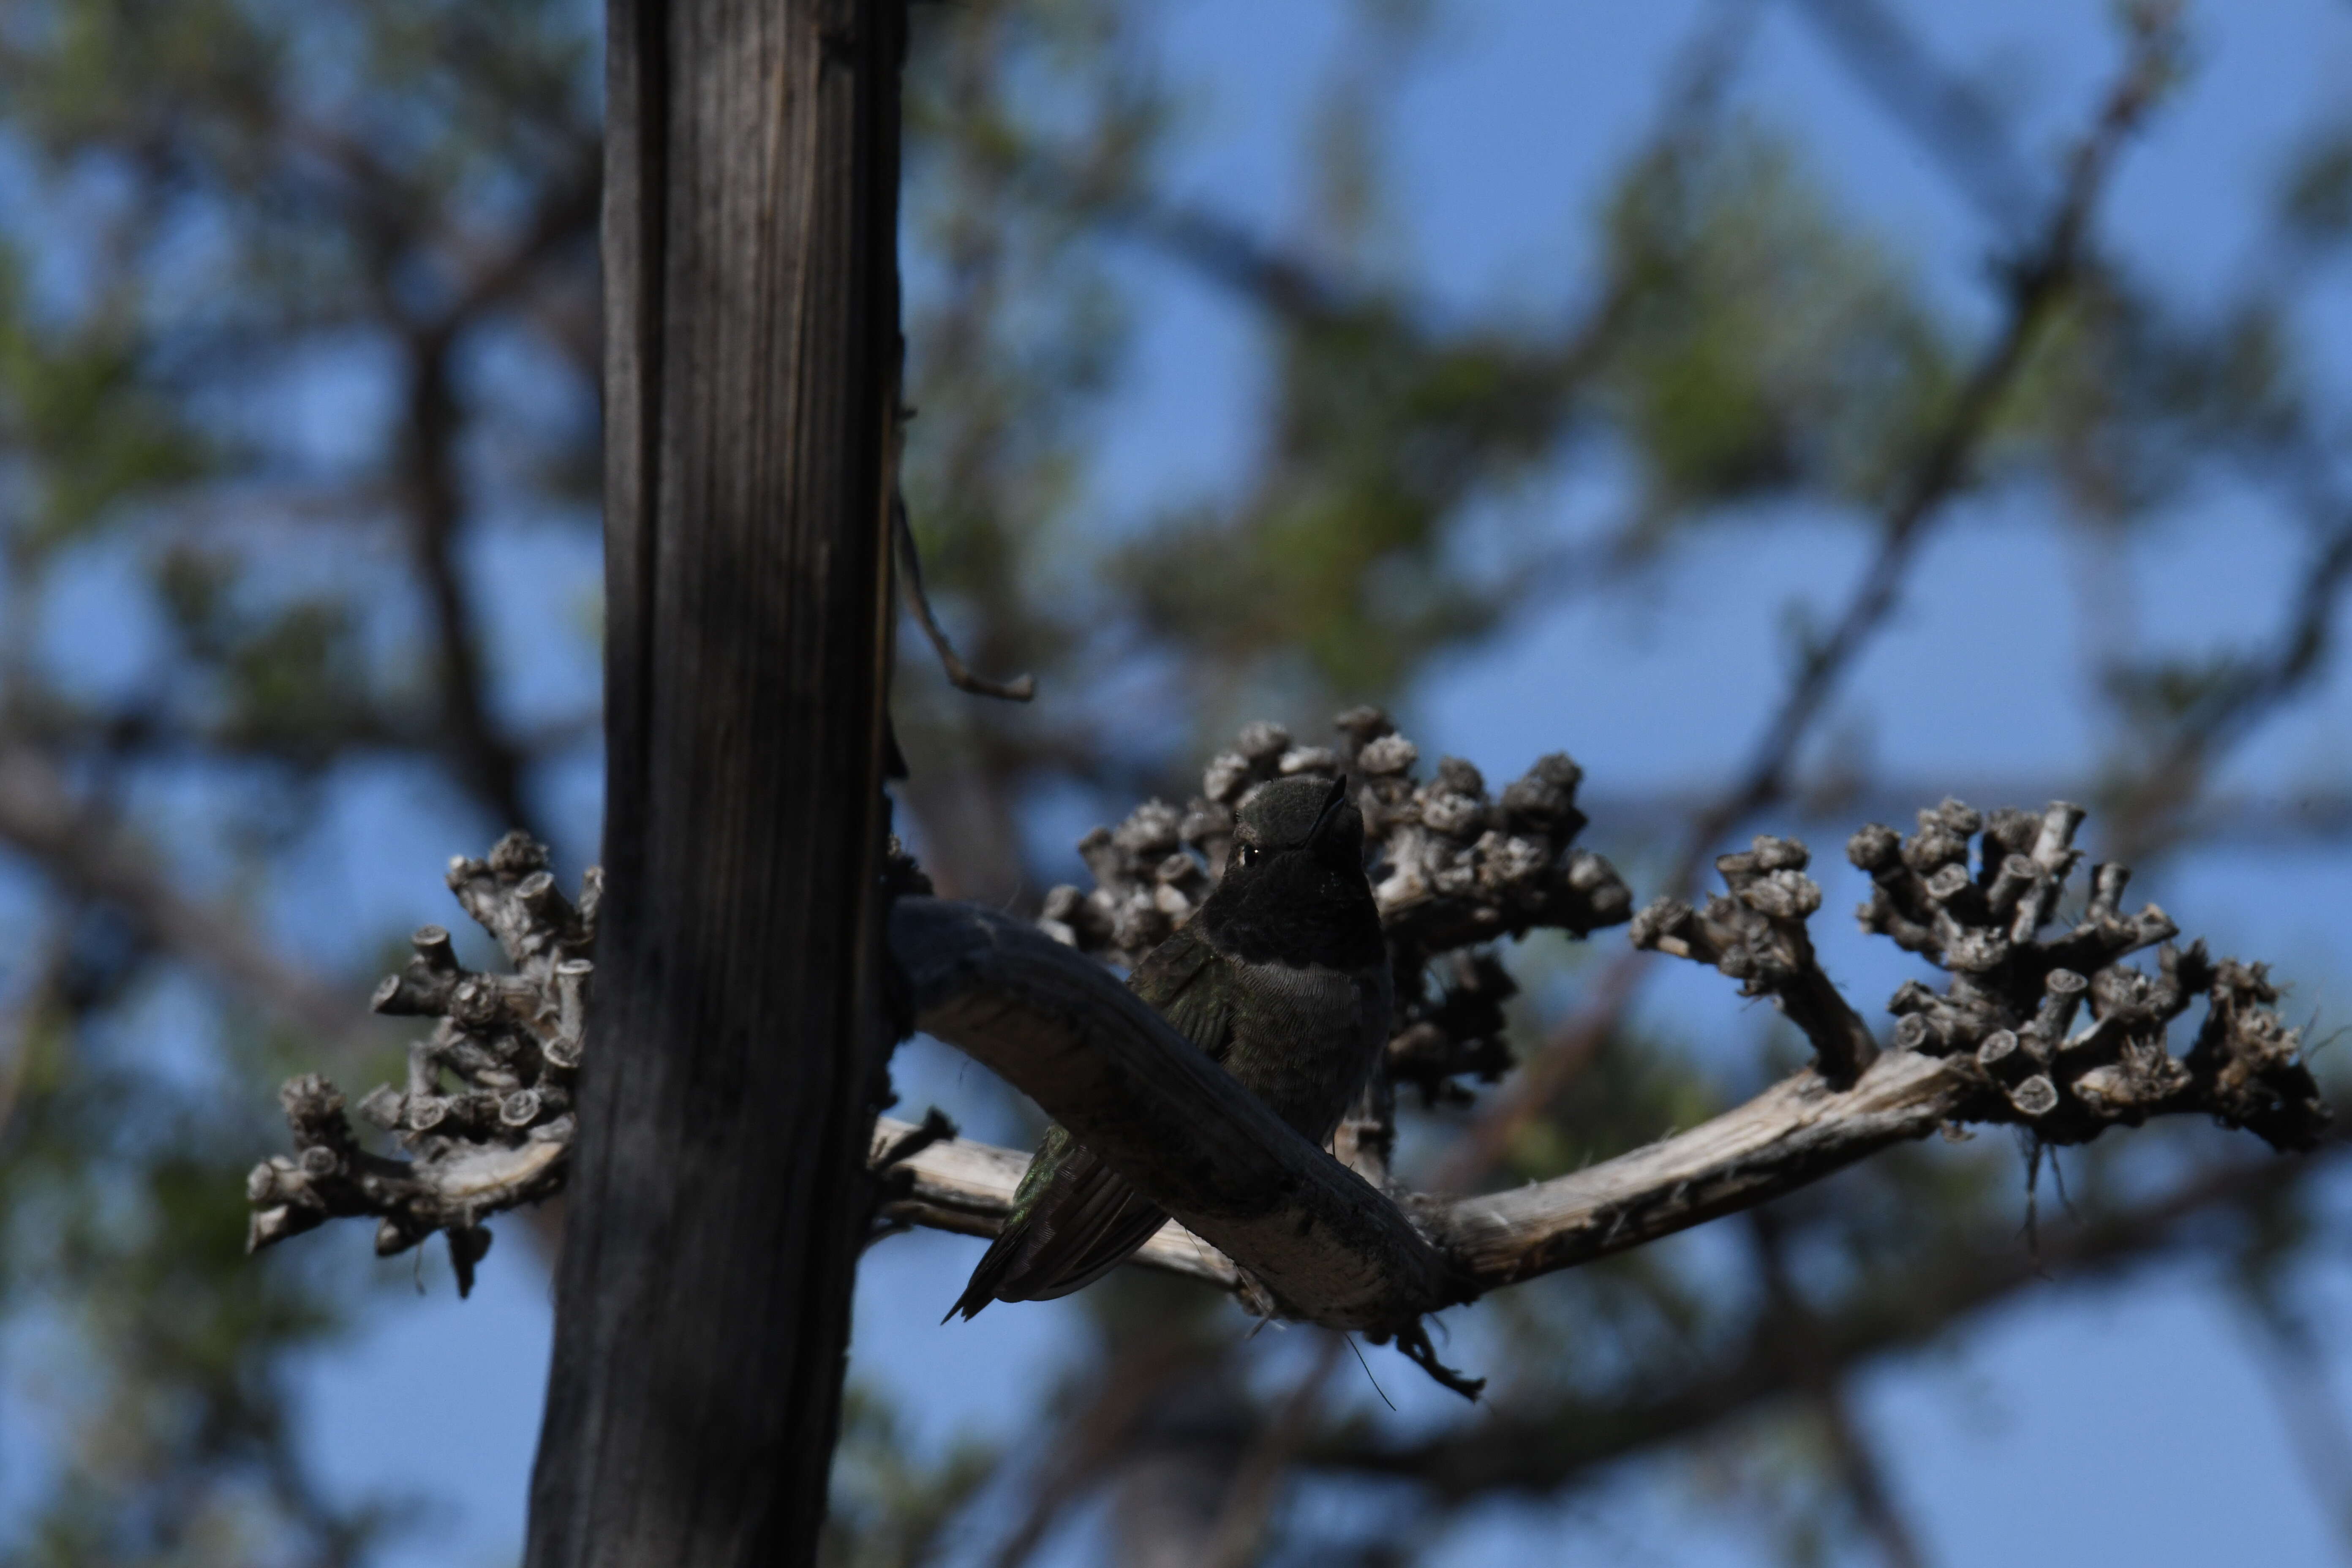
949, 773, 1391, 1319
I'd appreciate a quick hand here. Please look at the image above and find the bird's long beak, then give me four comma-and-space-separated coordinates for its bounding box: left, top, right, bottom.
1307, 774, 1351, 849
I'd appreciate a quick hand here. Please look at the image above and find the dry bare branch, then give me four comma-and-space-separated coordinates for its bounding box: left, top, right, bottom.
888, 792, 2323, 1313
887, 767, 2323, 1318
1632, 834, 1878, 1085
1307, 1139, 2342, 1498
247, 777, 2325, 1377
245, 831, 597, 1294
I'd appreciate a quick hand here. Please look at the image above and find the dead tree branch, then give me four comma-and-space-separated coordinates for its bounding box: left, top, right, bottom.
248, 759, 2324, 1366
245, 831, 596, 1294
1633, 835, 1879, 1086
886, 841, 2319, 1311
1307, 1138, 2343, 1499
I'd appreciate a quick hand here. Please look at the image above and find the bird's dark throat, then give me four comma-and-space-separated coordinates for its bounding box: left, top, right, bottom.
1195, 852, 1383, 970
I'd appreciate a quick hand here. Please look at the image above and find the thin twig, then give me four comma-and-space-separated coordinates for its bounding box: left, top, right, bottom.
895, 493, 1037, 703
2110, 510, 2352, 860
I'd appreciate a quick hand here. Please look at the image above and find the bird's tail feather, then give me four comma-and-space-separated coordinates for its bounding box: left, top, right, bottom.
944, 1226, 1026, 1322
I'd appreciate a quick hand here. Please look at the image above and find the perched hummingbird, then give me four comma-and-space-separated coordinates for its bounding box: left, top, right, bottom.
949, 774, 1391, 1319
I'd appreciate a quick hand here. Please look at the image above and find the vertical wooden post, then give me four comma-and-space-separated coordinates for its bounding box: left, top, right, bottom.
525, 0, 901, 1560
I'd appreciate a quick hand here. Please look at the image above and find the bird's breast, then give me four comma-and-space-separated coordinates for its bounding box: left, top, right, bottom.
1223, 958, 1391, 1140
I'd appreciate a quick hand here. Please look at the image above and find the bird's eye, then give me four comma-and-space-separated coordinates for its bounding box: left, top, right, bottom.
1233, 843, 1259, 868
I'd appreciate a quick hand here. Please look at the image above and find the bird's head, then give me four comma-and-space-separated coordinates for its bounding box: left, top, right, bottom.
1227, 775, 1365, 879
1200, 774, 1382, 967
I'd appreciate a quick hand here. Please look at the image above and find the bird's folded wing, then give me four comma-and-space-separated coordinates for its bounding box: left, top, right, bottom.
950, 922, 1236, 1316
1127, 924, 1234, 1064
983, 1145, 1172, 1302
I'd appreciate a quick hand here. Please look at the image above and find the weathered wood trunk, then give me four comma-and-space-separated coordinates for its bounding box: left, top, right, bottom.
525, 0, 902, 1561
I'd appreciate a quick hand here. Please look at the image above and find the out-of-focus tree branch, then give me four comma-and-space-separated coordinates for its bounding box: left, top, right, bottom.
2107, 510, 2352, 860
1576, 782, 2352, 850
0, 746, 356, 1045
1749, 1208, 1931, 1568
1674, 14, 2173, 885
981, 1339, 1223, 1568
389, 150, 602, 839
1788, 0, 2042, 230
1198, 1334, 1348, 1568
1813, 1375, 1930, 1568
2240, 1294, 2352, 1557
1441, 16, 2180, 1184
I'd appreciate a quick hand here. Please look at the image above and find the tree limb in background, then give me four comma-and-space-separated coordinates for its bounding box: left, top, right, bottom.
1198, 1333, 1348, 1568
980, 1338, 1225, 1568
386, 151, 602, 840
1788, 0, 2043, 231
2109, 508, 2352, 859
0, 746, 357, 1045
2239, 1293, 2352, 1556
1439, 10, 2183, 1183
1674, 8, 2176, 887
1748, 1208, 1930, 1568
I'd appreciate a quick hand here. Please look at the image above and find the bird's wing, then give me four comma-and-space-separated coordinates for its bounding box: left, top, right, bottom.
948, 926, 1233, 1318
1124, 924, 1233, 1062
